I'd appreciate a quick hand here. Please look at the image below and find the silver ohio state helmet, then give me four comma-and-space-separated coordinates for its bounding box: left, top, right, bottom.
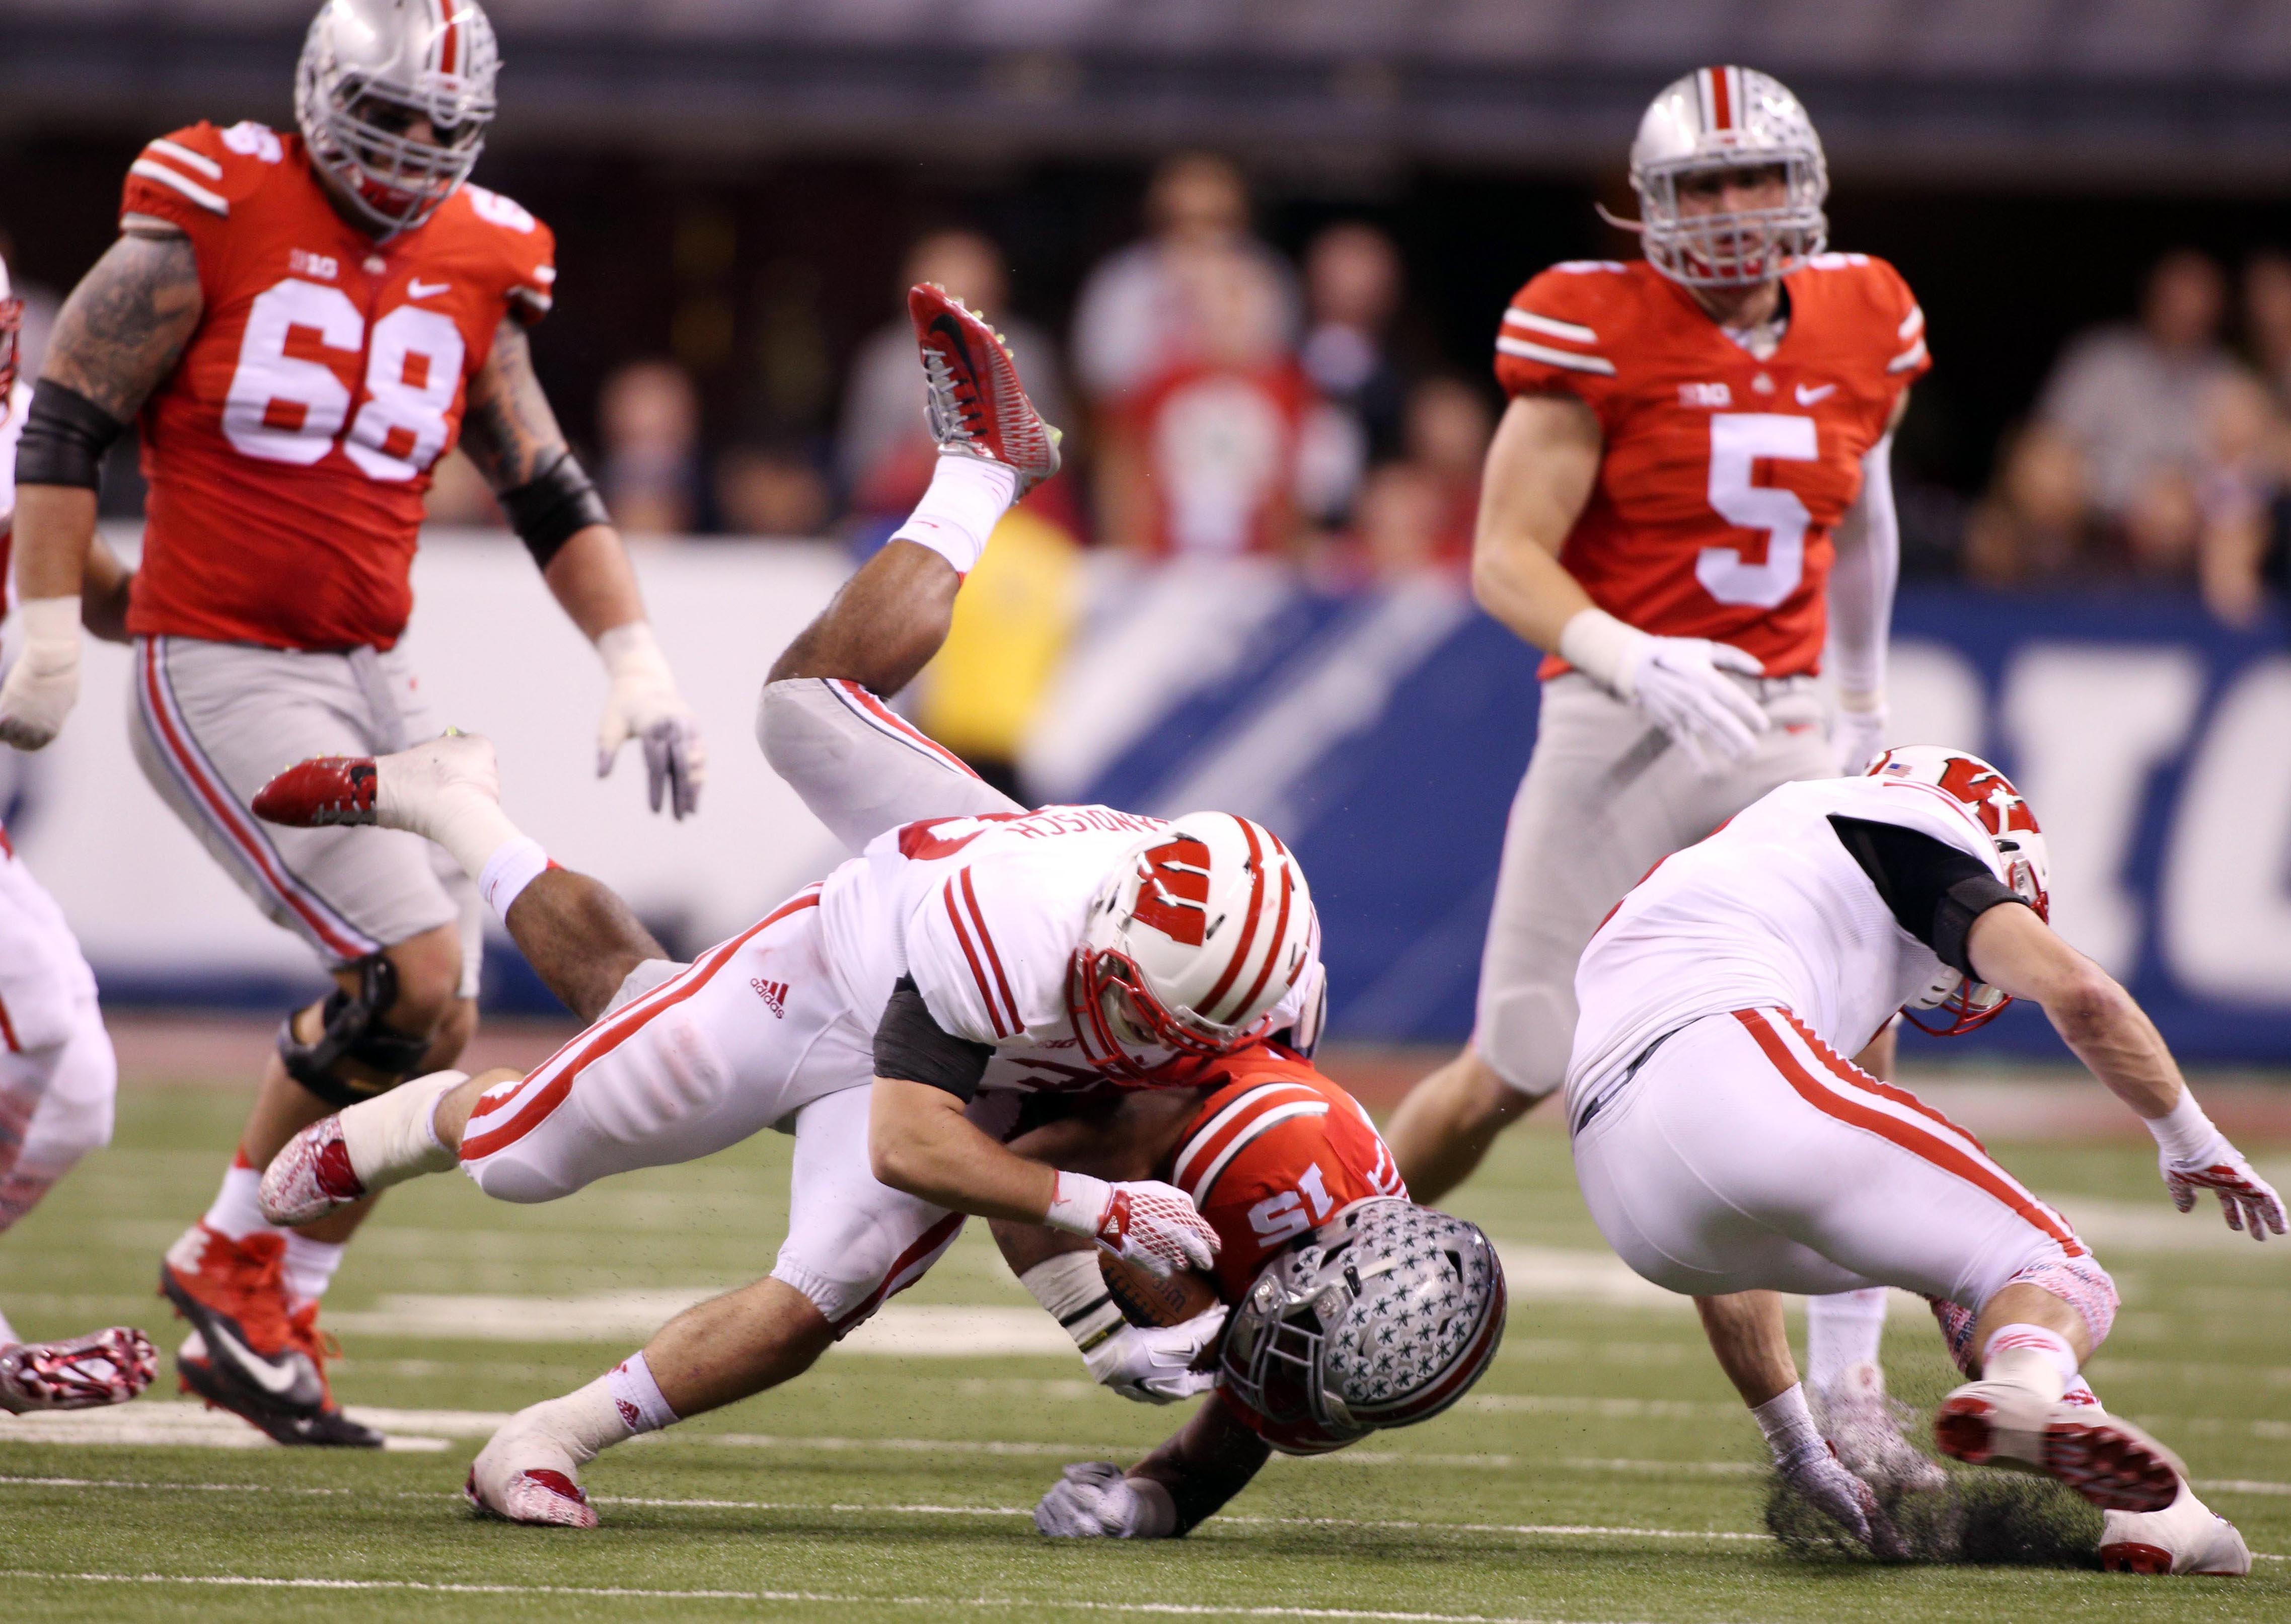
1866, 746, 2051, 1036
295, 0, 499, 237
1066, 812, 1318, 1076
1220, 1198, 1506, 1455
1612, 65, 1827, 289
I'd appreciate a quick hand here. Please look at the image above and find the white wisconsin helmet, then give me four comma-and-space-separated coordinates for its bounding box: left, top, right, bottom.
1066, 812, 1318, 1076
1866, 745, 2051, 1035
295, 0, 499, 237
1617, 65, 1828, 289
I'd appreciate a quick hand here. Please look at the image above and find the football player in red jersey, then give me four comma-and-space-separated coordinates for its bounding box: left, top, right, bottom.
1382, 65, 1935, 1490
3, 0, 704, 1445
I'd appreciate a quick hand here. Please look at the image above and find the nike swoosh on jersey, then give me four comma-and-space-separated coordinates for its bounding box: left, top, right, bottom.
1795, 382, 1838, 405
205, 1321, 306, 1397
407, 278, 452, 299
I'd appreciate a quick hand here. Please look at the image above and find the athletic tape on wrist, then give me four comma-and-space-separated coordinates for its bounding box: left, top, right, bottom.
477, 835, 552, 921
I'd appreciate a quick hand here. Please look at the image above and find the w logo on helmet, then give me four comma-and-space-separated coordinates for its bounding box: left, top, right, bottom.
1129, 837, 1212, 947
1933, 755, 2037, 838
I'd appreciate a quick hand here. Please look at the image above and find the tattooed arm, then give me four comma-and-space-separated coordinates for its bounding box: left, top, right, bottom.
458, 316, 644, 639
459, 317, 705, 817
15, 225, 201, 623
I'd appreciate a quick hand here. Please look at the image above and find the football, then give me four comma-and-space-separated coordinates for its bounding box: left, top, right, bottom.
1098, 1249, 1222, 1329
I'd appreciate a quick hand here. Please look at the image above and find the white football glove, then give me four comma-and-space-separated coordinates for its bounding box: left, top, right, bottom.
1045, 1172, 1220, 1278
1832, 695, 1888, 777
1084, 1304, 1227, 1404
1559, 607, 1769, 772
595, 621, 706, 820
1778, 1440, 1908, 1559
2145, 1095, 2288, 1242
0, 597, 83, 751
1033, 1462, 1178, 1539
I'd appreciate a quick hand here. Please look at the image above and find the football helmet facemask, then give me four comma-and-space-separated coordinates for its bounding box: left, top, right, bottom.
1605, 64, 1828, 289
1867, 745, 2051, 1036
1220, 1198, 1506, 1455
1067, 812, 1318, 1078
296, 0, 499, 238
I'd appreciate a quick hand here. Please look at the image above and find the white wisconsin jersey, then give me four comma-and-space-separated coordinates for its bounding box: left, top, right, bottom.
1566, 776, 2007, 1115
0, 379, 29, 569
820, 806, 1320, 1094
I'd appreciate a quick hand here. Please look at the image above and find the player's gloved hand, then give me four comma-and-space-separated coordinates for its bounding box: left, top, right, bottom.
1559, 606, 1769, 772
595, 621, 707, 819
1779, 1439, 1908, 1559
0, 597, 84, 750
1084, 1304, 1228, 1404
1833, 692, 1888, 776
1033, 1462, 1179, 1538
1046, 1172, 1220, 1278
2147, 1094, 2286, 1241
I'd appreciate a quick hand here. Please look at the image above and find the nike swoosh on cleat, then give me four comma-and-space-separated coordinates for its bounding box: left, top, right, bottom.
204, 1321, 305, 1398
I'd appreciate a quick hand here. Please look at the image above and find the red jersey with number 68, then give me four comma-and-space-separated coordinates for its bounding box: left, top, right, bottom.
118, 121, 555, 652
1494, 255, 1929, 680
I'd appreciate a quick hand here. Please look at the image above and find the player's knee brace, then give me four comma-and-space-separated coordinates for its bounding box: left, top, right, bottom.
278, 954, 435, 1109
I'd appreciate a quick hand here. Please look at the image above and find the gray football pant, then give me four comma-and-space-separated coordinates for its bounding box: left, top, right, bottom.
757, 677, 1024, 854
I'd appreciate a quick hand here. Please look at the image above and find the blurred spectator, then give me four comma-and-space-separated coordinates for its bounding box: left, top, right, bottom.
2035, 249, 2236, 518
837, 230, 1068, 522
716, 441, 833, 537
1321, 377, 1493, 585
1069, 152, 1299, 408
422, 449, 502, 527
2193, 370, 2287, 624
2243, 252, 2291, 406
598, 359, 703, 536
1300, 222, 1409, 465
1098, 243, 1337, 560
1962, 423, 2102, 587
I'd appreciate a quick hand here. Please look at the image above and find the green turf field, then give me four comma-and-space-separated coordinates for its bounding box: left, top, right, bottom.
1, 1079, 2284, 1623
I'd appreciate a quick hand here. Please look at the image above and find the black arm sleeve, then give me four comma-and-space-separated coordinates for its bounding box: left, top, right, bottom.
15, 379, 126, 490
498, 448, 611, 569
1827, 815, 2023, 976
873, 974, 993, 1102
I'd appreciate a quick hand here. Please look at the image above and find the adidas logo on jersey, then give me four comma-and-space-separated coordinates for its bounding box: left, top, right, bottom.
751, 978, 789, 1018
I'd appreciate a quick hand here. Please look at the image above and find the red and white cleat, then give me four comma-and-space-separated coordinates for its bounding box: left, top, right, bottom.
254, 732, 499, 836
1935, 1377, 2183, 1512
2101, 1479, 2251, 1576
909, 282, 1062, 497
0, 1326, 158, 1412
467, 1413, 599, 1528
259, 1115, 368, 1226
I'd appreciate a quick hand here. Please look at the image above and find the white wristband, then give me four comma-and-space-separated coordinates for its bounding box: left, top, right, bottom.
1044, 1171, 1113, 1237
477, 834, 551, 920
15, 596, 81, 651
2144, 1091, 2220, 1163
1557, 606, 1649, 699
596, 621, 671, 682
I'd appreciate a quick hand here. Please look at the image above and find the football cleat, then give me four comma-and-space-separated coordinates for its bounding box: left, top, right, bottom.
161, 1223, 382, 1448
2100, 1479, 2251, 1576
909, 282, 1062, 497
1811, 1360, 1947, 1495
1934, 1376, 2181, 1512
467, 1411, 599, 1528
0, 1326, 159, 1412
259, 1115, 369, 1226
254, 731, 500, 838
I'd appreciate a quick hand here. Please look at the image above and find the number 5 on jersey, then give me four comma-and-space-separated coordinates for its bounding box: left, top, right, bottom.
1701, 412, 1818, 609
222, 277, 464, 482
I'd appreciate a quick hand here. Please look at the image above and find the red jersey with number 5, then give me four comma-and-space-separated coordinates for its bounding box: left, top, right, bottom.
119, 121, 555, 652
1493, 255, 1928, 680
1165, 1047, 1407, 1303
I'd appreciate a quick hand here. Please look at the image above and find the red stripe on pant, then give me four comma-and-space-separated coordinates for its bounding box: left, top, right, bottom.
1734, 1008, 2084, 1257
833, 680, 980, 779
831, 1210, 967, 1336
1782, 1011, 1998, 1152
459, 890, 820, 1163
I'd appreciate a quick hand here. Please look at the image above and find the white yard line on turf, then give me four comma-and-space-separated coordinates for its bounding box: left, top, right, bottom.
0, 1568, 1686, 1621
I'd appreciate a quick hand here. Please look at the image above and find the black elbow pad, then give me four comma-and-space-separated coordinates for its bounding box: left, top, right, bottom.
500, 448, 611, 568
16, 379, 125, 491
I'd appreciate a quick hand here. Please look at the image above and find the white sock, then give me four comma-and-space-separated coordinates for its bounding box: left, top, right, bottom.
476, 836, 551, 922
203, 1158, 282, 1241
0, 1304, 17, 1345
525, 1373, 637, 1467
1019, 1252, 1126, 1357
1751, 1382, 1825, 1467
339, 1071, 464, 1189
603, 1351, 680, 1434
2061, 1374, 2102, 1411
281, 1233, 346, 1305
395, 782, 527, 890
888, 451, 1016, 575
1805, 1288, 1889, 1393
1981, 1323, 2077, 1403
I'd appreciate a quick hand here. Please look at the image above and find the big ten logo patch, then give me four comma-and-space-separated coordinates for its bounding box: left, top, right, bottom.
750, 978, 788, 1018
1130, 836, 1212, 946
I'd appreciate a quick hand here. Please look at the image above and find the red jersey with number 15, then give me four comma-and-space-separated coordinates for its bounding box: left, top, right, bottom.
119, 121, 555, 652
1494, 255, 1929, 680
